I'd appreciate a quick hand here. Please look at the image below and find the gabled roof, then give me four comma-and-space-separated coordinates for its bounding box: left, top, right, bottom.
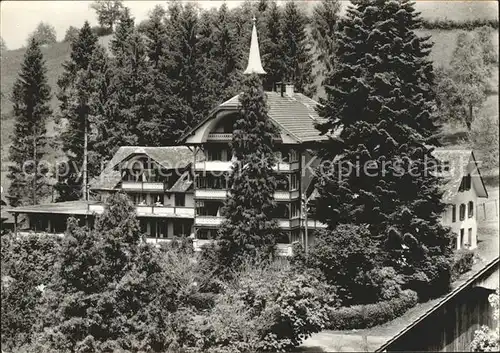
181, 91, 340, 144
169, 171, 193, 193
432, 148, 488, 203
90, 146, 196, 191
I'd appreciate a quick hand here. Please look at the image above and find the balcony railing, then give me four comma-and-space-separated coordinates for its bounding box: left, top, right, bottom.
191, 238, 293, 256
195, 161, 300, 172
277, 218, 301, 229
121, 181, 165, 191
274, 190, 300, 201
207, 133, 232, 141
303, 219, 327, 229
194, 189, 229, 199
195, 216, 223, 226
88, 204, 194, 218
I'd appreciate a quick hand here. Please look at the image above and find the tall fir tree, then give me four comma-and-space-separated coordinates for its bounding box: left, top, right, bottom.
56, 22, 99, 201
215, 74, 281, 273
261, 0, 284, 91
8, 39, 52, 206
103, 9, 155, 151
311, 0, 341, 77
211, 3, 244, 100
281, 0, 316, 96
165, 3, 219, 128
314, 0, 454, 299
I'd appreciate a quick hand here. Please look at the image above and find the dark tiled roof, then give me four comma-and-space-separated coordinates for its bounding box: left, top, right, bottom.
7, 200, 100, 215
169, 171, 193, 193
91, 146, 196, 191
211, 91, 339, 143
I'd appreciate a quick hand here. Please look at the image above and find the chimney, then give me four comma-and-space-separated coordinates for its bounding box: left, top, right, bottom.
243, 17, 266, 75
285, 84, 294, 97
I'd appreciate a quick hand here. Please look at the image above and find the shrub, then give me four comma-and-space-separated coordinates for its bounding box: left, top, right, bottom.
188, 262, 338, 352
365, 266, 405, 301
326, 289, 418, 330
451, 248, 475, 280
420, 19, 499, 30
293, 224, 380, 305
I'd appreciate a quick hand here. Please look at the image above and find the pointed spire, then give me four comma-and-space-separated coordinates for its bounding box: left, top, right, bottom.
244, 16, 266, 75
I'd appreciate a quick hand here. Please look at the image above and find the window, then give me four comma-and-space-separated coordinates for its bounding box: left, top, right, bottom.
175, 194, 185, 207
468, 201, 474, 218
459, 204, 466, 221
196, 200, 223, 216
467, 228, 473, 248
207, 148, 222, 161
452, 205, 456, 222
174, 221, 191, 236
459, 174, 472, 192
290, 201, 300, 218
290, 173, 299, 191
460, 229, 465, 248
289, 149, 299, 163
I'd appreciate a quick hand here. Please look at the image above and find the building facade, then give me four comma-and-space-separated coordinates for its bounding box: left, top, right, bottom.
434, 149, 489, 250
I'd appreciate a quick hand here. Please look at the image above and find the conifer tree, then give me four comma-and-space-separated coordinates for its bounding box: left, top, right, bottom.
311, 0, 341, 76
103, 10, 154, 150
165, 3, 219, 127
216, 74, 281, 273
212, 3, 244, 100
56, 22, 99, 201
281, 0, 315, 96
314, 0, 454, 299
143, 4, 167, 68
7, 39, 51, 206
261, 1, 284, 91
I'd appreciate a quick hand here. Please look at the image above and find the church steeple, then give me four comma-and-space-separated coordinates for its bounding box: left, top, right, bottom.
243, 17, 266, 75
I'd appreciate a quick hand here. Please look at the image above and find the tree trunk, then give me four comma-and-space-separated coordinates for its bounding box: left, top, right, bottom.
83, 114, 88, 201
466, 104, 473, 130
33, 127, 37, 205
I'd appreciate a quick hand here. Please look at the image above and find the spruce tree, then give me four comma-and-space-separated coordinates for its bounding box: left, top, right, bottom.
212, 3, 244, 100
165, 3, 219, 127
314, 0, 453, 299
261, 1, 284, 91
281, 0, 316, 96
216, 74, 281, 273
56, 22, 99, 201
7, 39, 51, 206
311, 0, 341, 77
103, 10, 154, 150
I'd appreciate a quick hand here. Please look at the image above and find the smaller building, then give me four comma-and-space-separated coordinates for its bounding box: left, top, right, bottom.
433, 149, 488, 250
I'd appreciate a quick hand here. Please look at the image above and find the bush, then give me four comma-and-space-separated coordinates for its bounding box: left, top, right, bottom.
452, 248, 475, 280
187, 262, 338, 352
292, 224, 380, 305
365, 266, 405, 301
326, 290, 418, 330
420, 19, 499, 30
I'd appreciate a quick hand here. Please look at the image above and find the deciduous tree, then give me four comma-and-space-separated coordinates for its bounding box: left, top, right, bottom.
27, 22, 57, 45
90, 0, 124, 31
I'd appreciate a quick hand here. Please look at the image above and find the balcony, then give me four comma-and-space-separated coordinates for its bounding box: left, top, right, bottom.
277, 218, 301, 229
274, 190, 300, 201
195, 189, 229, 199
303, 219, 327, 229
195, 161, 300, 172
195, 161, 233, 172
88, 204, 194, 218
190, 238, 292, 256
121, 181, 165, 192
195, 216, 223, 227
207, 133, 232, 141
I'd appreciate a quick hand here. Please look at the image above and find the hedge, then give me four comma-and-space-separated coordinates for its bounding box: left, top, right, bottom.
419, 19, 499, 30
451, 249, 475, 281
326, 289, 418, 330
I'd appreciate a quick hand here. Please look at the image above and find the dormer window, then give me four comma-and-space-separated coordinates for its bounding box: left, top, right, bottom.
459, 174, 471, 192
